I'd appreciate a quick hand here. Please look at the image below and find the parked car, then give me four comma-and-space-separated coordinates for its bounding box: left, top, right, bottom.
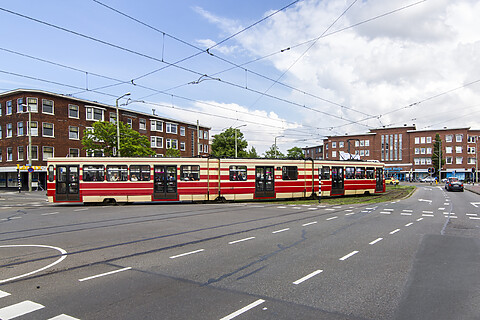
420, 176, 436, 183
385, 177, 400, 185
445, 177, 464, 192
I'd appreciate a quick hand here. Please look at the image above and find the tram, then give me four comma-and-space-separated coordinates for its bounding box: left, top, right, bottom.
46, 157, 385, 204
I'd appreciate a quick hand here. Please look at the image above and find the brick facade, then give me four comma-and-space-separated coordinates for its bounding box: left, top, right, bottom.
303, 125, 479, 181
0, 89, 211, 189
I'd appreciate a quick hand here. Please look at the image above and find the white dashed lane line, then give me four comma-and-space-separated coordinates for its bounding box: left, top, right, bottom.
219, 299, 265, 320
228, 237, 255, 245
272, 228, 290, 234
326, 216, 338, 221
339, 251, 359, 261
78, 267, 132, 282
369, 238, 383, 245
169, 249, 205, 259
405, 222, 414, 227
293, 270, 323, 285
389, 229, 401, 235
302, 221, 317, 227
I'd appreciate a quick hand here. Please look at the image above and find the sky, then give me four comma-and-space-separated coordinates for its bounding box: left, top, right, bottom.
1, 0, 480, 154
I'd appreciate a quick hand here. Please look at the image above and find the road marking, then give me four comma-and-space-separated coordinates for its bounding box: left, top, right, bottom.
78, 267, 132, 282
405, 222, 414, 227
344, 209, 353, 212
302, 204, 311, 207
466, 213, 478, 216
41, 212, 59, 216
402, 209, 413, 212
401, 213, 412, 216
219, 299, 265, 320
381, 212, 391, 214
293, 270, 323, 285
325, 208, 335, 211
250, 205, 264, 208
169, 249, 204, 259
0, 300, 44, 319
369, 238, 383, 245
418, 199, 432, 203
443, 203, 449, 206
326, 216, 338, 221
339, 251, 359, 261
308, 207, 318, 210
317, 205, 326, 208
389, 229, 401, 234
293, 207, 302, 210
422, 214, 434, 217
438, 207, 445, 210
229, 237, 255, 245
345, 212, 355, 216
470, 217, 480, 220
0, 290, 10, 298
361, 210, 369, 213
366, 207, 376, 210
471, 202, 480, 208
0, 245, 68, 284
276, 206, 286, 209
422, 211, 433, 214
73, 208, 88, 212
416, 218, 424, 221
272, 228, 289, 234
384, 209, 394, 211
48, 314, 81, 320
302, 221, 317, 226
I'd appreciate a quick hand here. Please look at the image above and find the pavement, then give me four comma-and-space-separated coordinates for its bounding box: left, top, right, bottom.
465, 184, 480, 195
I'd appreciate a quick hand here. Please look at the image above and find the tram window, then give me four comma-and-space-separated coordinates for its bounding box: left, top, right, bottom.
345, 167, 355, 179
180, 165, 200, 181
229, 166, 247, 181
57, 166, 67, 182
83, 165, 105, 181
130, 165, 150, 181
366, 167, 375, 179
48, 165, 54, 182
282, 166, 298, 180
355, 167, 365, 179
106, 165, 128, 182
321, 167, 330, 180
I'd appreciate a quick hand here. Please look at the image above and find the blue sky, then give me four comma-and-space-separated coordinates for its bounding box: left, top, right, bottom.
1, 0, 480, 154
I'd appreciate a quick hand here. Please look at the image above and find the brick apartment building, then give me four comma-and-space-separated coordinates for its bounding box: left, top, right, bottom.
0, 89, 211, 190
303, 125, 480, 181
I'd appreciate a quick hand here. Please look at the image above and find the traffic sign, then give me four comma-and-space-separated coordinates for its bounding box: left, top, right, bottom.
28, 167, 34, 173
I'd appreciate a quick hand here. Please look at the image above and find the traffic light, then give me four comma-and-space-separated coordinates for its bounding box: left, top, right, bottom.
428, 167, 435, 174
472, 167, 476, 173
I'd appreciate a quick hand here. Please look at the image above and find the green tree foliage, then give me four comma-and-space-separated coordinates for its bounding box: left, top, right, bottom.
246, 146, 259, 158
287, 146, 305, 159
431, 133, 445, 177
263, 144, 285, 159
82, 121, 155, 157
165, 148, 181, 157
211, 127, 248, 158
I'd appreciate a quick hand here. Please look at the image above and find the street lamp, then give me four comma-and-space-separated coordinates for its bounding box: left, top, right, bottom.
234, 124, 247, 158
21, 104, 32, 192
275, 135, 284, 158
116, 92, 131, 157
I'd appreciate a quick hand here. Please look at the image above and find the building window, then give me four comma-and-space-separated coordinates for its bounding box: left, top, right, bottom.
360, 150, 365, 156
427, 148, 432, 154
456, 134, 463, 142
43, 123, 54, 137
467, 136, 476, 143
339, 141, 344, 148
180, 142, 186, 151
17, 122, 24, 136
17, 146, 24, 161
415, 137, 420, 144
332, 142, 337, 148
445, 146, 452, 154
446, 157, 452, 164
166, 139, 178, 149
29, 121, 38, 136
426, 137, 432, 143
42, 99, 54, 114
355, 140, 359, 147
204, 131, 208, 140
69, 126, 79, 140
456, 157, 463, 164
166, 123, 178, 134
468, 158, 476, 164
180, 126, 185, 136
414, 158, 420, 165
455, 146, 462, 153
69, 105, 79, 118
109, 112, 117, 123
86, 107, 104, 121
421, 148, 426, 154
6, 123, 12, 138
420, 137, 426, 144
426, 158, 432, 165
468, 147, 476, 154
151, 120, 163, 132
420, 158, 426, 165
43, 146, 54, 160
150, 136, 163, 148
199, 144, 203, 153
445, 135, 453, 143
6, 100, 12, 115
7, 147, 13, 161
127, 118, 133, 128
365, 150, 370, 156
415, 148, 420, 154
139, 119, 146, 130
204, 144, 208, 153
332, 151, 337, 158
26, 97, 37, 112
360, 140, 365, 147
0, 102, 2, 116
69, 148, 80, 157
28, 146, 38, 160
0, 125, 2, 139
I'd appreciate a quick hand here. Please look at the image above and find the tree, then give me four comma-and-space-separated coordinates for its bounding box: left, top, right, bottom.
287, 146, 305, 159
264, 144, 285, 159
246, 146, 259, 158
431, 133, 445, 178
211, 127, 248, 158
82, 121, 155, 157
165, 148, 181, 157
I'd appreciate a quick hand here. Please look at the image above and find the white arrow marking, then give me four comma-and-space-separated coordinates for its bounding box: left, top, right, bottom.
471, 202, 480, 208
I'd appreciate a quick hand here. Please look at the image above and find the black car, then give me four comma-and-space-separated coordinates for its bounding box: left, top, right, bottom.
445, 177, 464, 192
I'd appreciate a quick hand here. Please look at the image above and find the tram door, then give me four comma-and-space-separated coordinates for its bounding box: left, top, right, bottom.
55, 165, 80, 201
331, 166, 344, 195
376, 168, 384, 192
153, 165, 178, 200
255, 166, 275, 198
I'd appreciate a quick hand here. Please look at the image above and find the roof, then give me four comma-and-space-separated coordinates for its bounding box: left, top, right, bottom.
0, 88, 211, 129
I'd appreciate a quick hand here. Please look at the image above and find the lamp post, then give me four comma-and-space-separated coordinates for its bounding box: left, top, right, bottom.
115, 92, 131, 157
274, 135, 284, 158
21, 104, 32, 192
234, 124, 246, 158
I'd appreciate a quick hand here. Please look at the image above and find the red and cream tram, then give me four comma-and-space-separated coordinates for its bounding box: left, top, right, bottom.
46, 157, 385, 204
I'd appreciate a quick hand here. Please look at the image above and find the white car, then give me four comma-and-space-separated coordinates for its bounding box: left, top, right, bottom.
421, 176, 436, 183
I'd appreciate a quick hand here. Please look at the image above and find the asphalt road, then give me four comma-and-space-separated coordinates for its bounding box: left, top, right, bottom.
0, 185, 479, 320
